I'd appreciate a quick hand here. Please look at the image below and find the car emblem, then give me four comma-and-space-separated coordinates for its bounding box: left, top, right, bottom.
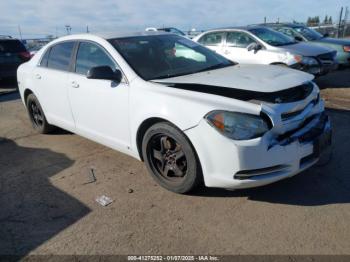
5, 52, 11, 57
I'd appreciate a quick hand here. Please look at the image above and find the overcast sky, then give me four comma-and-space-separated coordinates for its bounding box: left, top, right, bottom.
0, 0, 348, 38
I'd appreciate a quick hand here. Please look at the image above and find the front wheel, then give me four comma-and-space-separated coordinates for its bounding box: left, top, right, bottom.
142, 122, 202, 193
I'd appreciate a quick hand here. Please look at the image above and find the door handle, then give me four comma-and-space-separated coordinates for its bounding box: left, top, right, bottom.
224, 50, 230, 55
71, 81, 79, 88
35, 74, 41, 79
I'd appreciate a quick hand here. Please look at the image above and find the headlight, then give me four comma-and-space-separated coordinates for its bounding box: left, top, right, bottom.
343, 46, 350, 52
302, 57, 319, 65
294, 55, 319, 65
205, 111, 271, 140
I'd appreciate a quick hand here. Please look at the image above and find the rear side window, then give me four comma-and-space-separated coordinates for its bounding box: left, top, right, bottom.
47, 42, 75, 71
226, 32, 257, 48
39, 48, 50, 67
198, 32, 224, 46
0, 40, 26, 53
75, 42, 117, 75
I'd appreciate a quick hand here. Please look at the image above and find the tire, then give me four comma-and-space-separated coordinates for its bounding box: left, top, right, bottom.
142, 122, 202, 194
26, 93, 55, 134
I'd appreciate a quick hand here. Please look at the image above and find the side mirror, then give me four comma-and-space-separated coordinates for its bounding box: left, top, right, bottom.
87, 66, 122, 82
323, 33, 329, 38
247, 43, 262, 52
294, 36, 304, 42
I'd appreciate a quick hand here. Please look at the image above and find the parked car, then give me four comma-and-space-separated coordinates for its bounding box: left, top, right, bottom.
0, 36, 31, 80
193, 26, 337, 76
146, 27, 190, 38
17, 32, 331, 193
264, 23, 350, 66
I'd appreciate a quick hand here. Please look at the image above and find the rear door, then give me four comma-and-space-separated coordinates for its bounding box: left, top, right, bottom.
197, 31, 226, 57
67, 41, 130, 151
31, 41, 76, 130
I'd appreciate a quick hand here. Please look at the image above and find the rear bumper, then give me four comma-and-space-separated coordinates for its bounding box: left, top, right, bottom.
185, 111, 331, 190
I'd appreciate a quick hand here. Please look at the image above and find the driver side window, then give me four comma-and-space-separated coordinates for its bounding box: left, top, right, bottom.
226, 32, 257, 48
75, 42, 118, 75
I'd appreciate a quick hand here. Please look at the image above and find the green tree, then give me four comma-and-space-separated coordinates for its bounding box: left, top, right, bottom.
324, 15, 328, 24
328, 16, 333, 24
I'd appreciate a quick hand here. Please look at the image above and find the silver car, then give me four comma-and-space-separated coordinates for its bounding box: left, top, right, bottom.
193, 26, 337, 76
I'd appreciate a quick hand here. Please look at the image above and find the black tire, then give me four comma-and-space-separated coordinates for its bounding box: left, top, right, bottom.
26, 93, 55, 134
142, 122, 202, 194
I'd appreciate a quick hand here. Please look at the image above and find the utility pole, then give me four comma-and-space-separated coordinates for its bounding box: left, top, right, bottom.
343, 7, 349, 38
18, 25, 23, 40
86, 25, 89, 33
264, 17, 266, 24
65, 25, 72, 35
338, 7, 344, 38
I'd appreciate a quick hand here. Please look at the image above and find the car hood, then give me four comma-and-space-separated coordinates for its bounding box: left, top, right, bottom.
315, 37, 350, 46
152, 64, 314, 93
279, 42, 334, 56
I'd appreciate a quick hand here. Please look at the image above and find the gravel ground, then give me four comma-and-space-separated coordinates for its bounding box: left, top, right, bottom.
0, 69, 350, 257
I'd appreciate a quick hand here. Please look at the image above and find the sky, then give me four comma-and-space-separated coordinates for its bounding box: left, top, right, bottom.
0, 0, 348, 39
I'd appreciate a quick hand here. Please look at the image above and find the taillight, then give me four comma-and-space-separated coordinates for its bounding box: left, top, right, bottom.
19, 51, 31, 60
343, 46, 350, 52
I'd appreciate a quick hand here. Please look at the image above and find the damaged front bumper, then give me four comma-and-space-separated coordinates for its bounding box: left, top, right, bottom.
185, 109, 332, 190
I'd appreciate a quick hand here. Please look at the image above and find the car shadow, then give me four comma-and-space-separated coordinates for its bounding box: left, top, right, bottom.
0, 92, 20, 103
0, 138, 90, 256
191, 108, 350, 206
316, 68, 350, 89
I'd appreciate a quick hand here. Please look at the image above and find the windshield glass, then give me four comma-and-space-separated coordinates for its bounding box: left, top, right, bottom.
249, 27, 297, 46
294, 26, 323, 40
109, 34, 233, 80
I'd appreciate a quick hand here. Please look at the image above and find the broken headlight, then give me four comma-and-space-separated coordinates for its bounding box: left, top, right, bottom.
205, 111, 271, 140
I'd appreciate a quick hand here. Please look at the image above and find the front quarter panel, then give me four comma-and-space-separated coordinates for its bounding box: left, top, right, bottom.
129, 78, 261, 156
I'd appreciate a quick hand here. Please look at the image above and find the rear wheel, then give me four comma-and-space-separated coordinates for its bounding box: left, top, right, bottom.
26, 93, 55, 134
142, 122, 202, 193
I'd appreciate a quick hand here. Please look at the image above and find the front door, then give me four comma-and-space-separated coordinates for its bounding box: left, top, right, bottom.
224, 31, 268, 64
68, 41, 130, 151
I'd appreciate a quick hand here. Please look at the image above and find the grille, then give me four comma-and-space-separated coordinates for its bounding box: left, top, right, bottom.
281, 94, 319, 121
317, 51, 336, 65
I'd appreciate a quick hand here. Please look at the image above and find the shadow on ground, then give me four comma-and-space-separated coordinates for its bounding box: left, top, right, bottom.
192, 108, 350, 206
316, 68, 350, 89
0, 138, 90, 256
0, 92, 20, 103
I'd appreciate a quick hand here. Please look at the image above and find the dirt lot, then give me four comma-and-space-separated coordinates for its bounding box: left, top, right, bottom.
0, 69, 350, 257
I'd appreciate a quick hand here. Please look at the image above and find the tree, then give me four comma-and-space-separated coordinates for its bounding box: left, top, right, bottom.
328, 16, 333, 24
324, 15, 328, 24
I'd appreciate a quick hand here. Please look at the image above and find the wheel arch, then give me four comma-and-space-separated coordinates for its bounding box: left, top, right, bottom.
136, 117, 201, 167
23, 88, 34, 105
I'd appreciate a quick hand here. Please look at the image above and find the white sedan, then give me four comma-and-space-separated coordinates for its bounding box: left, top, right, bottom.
17, 32, 331, 193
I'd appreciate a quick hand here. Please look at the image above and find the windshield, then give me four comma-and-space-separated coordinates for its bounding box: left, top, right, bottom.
109, 34, 234, 80
294, 26, 323, 41
249, 27, 297, 46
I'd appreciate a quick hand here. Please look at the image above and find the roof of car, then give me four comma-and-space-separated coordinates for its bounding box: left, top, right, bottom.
94, 30, 171, 39
259, 23, 306, 28
205, 25, 269, 32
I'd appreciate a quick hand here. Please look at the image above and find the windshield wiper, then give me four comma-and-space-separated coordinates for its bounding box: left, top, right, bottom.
194, 62, 234, 73
151, 63, 234, 80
